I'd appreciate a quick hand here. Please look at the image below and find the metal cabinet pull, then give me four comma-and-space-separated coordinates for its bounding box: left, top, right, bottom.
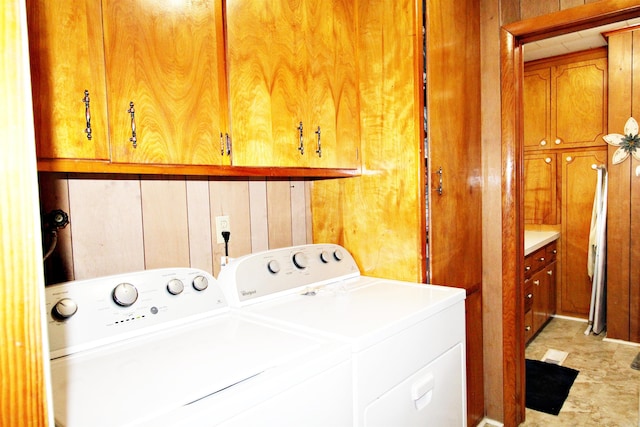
83, 90, 92, 140
526, 293, 533, 299
297, 122, 304, 154
547, 270, 553, 276
534, 280, 540, 286
436, 167, 443, 195
128, 102, 137, 148
315, 126, 322, 157
219, 132, 231, 156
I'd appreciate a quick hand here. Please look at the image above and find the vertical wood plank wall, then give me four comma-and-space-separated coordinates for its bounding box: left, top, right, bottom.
39, 173, 312, 283
1, 0, 49, 424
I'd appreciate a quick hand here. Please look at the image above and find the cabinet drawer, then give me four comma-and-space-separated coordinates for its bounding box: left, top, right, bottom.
545, 241, 557, 263
524, 247, 546, 278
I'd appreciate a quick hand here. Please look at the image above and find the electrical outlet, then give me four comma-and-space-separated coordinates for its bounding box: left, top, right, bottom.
215, 215, 231, 244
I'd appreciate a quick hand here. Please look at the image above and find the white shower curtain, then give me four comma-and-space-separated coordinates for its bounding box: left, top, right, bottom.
586, 166, 608, 335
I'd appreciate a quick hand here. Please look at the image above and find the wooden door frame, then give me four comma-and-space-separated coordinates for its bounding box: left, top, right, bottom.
500, 1, 640, 425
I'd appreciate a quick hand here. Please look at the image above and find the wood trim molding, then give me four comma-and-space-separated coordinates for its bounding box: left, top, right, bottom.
500, 1, 640, 426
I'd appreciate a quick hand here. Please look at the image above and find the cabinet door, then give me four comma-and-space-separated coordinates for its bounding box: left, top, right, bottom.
226, 0, 359, 169
26, 0, 109, 161
523, 67, 551, 150
303, 0, 359, 168
531, 268, 549, 333
559, 148, 607, 316
524, 153, 557, 224
552, 55, 607, 149
103, 0, 228, 165
226, 0, 303, 168
546, 260, 557, 318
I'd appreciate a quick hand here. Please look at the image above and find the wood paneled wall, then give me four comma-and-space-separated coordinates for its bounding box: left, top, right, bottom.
1, 1, 50, 424
39, 174, 312, 283
519, 0, 601, 21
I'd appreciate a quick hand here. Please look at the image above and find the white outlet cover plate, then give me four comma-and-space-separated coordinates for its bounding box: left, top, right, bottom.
215, 216, 230, 244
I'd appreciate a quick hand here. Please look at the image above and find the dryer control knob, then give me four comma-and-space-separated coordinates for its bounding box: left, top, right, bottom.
320, 250, 331, 263
333, 249, 344, 261
53, 298, 78, 319
267, 259, 281, 274
292, 252, 309, 269
167, 278, 184, 295
192, 275, 208, 291
112, 283, 138, 307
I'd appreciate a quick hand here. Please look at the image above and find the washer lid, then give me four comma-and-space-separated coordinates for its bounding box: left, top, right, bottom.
51, 313, 332, 427
240, 277, 466, 351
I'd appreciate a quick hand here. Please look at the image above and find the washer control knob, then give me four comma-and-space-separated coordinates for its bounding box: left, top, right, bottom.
333, 249, 344, 261
167, 278, 184, 295
112, 283, 138, 307
267, 259, 281, 274
52, 298, 78, 319
320, 250, 331, 263
292, 252, 309, 269
192, 275, 208, 291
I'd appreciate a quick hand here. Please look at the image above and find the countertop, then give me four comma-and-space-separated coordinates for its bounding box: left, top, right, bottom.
524, 230, 560, 256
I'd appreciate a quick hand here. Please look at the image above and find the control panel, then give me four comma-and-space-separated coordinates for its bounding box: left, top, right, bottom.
218, 244, 360, 306
45, 268, 225, 358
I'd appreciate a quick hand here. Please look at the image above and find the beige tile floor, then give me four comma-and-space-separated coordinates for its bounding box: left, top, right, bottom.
521, 317, 640, 427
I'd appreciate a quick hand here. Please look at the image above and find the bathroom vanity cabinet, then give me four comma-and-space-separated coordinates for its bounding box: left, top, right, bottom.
524, 232, 559, 343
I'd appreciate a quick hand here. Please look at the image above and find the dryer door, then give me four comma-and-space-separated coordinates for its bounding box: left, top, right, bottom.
363, 343, 465, 427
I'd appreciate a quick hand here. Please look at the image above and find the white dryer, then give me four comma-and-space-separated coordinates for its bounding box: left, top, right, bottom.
218, 243, 468, 427
45, 268, 352, 426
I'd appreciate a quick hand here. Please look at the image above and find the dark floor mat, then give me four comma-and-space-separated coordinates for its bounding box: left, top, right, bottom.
525, 359, 579, 415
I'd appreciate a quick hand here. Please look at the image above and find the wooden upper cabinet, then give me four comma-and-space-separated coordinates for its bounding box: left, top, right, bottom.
26, 0, 110, 161
226, 0, 359, 169
102, 0, 229, 166
524, 48, 607, 152
523, 68, 551, 150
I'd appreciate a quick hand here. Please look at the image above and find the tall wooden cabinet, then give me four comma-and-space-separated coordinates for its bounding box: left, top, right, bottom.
605, 26, 640, 343
523, 49, 608, 318
524, 153, 557, 224
310, 0, 484, 425
560, 148, 608, 315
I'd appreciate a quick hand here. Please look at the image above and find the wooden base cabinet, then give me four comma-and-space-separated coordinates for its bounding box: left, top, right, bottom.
524, 241, 557, 343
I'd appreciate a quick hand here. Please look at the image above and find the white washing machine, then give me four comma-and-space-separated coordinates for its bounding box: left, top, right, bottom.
217, 243, 468, 427
45, 268, 352, 427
